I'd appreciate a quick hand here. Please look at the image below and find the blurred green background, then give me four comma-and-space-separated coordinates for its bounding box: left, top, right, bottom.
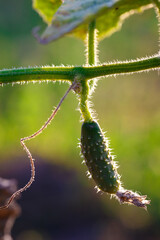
0, 1, 160, 239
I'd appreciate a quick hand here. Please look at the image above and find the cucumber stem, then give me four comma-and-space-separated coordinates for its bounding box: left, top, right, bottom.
79, 80, 93, 122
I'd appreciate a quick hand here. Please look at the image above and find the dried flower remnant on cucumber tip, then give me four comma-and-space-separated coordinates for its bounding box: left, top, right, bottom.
80, 120, 150, 209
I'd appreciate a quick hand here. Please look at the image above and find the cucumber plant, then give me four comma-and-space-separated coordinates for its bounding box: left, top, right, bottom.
0, 0, 160, 210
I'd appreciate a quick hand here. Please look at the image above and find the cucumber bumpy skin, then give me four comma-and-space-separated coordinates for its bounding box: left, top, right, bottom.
81, 120, 120, 193
81, 120, 150, 209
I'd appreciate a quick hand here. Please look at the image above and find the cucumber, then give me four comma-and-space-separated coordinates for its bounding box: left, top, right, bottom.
81, 120, 120, 194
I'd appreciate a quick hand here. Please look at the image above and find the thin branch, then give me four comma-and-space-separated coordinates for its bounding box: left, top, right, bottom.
0, 81, 77, 209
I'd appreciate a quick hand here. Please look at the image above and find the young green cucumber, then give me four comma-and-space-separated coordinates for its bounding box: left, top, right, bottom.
81, 120, 150, 208
81, 120, 120, 194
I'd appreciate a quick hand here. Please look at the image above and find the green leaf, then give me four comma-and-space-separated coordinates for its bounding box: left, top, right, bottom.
33, 0, 154, 44
32, 0, 62, 24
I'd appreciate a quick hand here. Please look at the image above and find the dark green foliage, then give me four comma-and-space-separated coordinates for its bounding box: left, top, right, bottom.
81, 120, 120, 194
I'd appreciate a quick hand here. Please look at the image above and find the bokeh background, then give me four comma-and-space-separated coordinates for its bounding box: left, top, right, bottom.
0, 1, 160, 239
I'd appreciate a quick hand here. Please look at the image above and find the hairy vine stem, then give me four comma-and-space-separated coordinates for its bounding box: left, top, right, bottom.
0, 55, 159, 85
0, 66, 74, 84
78, 20, 98, 122
86, 20, 99, 92
86, 20, 97, 66
85, 55, 160, 79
